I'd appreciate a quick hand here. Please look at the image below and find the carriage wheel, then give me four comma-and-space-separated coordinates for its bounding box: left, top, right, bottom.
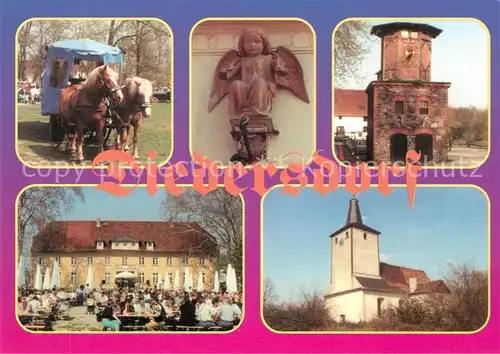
49, 115, 65, 149
103, 125, 113, 147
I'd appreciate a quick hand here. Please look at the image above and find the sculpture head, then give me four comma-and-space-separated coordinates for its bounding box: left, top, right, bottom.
238, 27, 272, 57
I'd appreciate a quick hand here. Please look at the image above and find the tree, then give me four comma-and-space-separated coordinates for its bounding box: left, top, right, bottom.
17, 20, 172, 86
334, 21, 373, 87
18, 187, 85, 261
161, 188, 243, 290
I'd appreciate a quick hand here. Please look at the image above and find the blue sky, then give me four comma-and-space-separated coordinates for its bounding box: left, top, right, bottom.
62, 187, 166, 221
263, 187, 488, 300
339, 20, 488, 109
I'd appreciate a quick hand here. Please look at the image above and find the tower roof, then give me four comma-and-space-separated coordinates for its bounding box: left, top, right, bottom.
371, 22, 443, 39
329, 195, 381, 238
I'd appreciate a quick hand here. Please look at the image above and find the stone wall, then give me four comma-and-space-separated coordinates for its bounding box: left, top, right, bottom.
368, 81, 450, 163
191, 20, 315, 166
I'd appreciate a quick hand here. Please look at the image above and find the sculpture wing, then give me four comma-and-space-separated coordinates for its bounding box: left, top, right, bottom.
207, 49, 241, 113
274, 46, 310, 103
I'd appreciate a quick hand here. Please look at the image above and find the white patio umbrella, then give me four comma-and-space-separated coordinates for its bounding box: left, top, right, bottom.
231, 266, 238, 293
34, 264, 42, 290
42, 267, 52, 290
17, 256, 26, 287
226, 264, 237, 293
85, 264, 94, 289
184, 267, 191, 292
196, 272, 204, 292
174, 270, 180, 291
51, 262, 61, 290
164, 272, 169, 290
157, 274, 162, 288
213, 270, 220, 293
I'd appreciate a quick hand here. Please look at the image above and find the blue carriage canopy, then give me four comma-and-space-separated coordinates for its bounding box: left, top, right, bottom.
41, 39, 124, 115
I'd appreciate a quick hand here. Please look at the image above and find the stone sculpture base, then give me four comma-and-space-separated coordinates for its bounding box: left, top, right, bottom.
229, 113, 279, 164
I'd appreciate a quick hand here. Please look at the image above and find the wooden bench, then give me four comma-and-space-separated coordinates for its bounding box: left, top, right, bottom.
176, 326, 205, 332
25, 325, 47, 331
122, 325, 146, 331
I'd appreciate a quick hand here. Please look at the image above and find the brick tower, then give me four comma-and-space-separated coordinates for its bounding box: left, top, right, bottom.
365, 22, 451, 164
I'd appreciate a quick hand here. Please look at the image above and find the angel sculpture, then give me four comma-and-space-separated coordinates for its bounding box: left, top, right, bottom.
208, 27, 310, 117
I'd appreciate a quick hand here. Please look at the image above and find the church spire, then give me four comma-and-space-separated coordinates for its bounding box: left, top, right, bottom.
346, 194, 363, 225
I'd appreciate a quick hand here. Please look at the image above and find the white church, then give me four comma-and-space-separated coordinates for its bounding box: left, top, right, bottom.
324, 195, 450, 323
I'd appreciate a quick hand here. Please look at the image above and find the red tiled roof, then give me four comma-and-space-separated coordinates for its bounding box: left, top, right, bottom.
380, 262, 430, 290
334, 89, 368, 117
356, 276, 406, 294
413, 280, 450, 295
379, 262, 449, 294
31, 220, 218, 255
355, 263, 449, 295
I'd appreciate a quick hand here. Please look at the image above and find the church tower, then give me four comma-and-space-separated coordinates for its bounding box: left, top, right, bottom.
365, 22, 451, 165
327, 195, 381, 294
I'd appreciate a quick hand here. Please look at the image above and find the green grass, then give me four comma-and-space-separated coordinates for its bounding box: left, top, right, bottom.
17, 102, 172, 166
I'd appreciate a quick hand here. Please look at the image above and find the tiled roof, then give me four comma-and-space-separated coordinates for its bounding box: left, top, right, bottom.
334, 89, 368, 117
379, 262, 449, 294
413, 280, 450, 295
356, 276, 406, 293
31, 220, 218, 255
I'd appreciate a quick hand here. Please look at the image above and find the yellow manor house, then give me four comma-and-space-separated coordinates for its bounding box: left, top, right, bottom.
30, 219, 217, 290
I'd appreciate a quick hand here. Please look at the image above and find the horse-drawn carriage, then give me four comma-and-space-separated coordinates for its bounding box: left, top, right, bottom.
41, 39, 124, 149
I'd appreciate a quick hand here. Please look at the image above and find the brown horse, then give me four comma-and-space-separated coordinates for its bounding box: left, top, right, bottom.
114, 77, 153, 159
58, 65, 124, 162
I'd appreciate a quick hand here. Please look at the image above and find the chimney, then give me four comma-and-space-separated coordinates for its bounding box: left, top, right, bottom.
96, 218, 101, 228
409, 277, 417, 293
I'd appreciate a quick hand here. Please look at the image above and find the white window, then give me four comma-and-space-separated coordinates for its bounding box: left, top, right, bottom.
96, 241, 104, 250
38, 257, 43, 265
55, 257, 61, 265
70, 257, 76, 265
401, 30, 409, 38
153, 257, 159, 266
153, 273, 159, 284
182, 272, 186, 283
122, 257, 128, 266
182, 257, 189, 266
202, 273, 205, 284
139, 257, 145, 266
166, 257, 173, 266
104, 257, 110, 265
104, 272, 110, 284
168, 272, 173, 284
139, 272, 145, 284
411, 31, 418, 39
88, 257, 93, 265
70, 272, 77, 283
199, 258, 205, 266
147, 241, 154, 251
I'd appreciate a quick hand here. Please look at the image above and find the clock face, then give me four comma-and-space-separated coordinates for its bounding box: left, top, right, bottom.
402, 45, 419, 66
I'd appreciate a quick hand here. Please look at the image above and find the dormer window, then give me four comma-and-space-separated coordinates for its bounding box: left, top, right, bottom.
96, 241, 104, 250
147, 241, 154, 251
401, 30, 409, 38
410, 31, 418, 39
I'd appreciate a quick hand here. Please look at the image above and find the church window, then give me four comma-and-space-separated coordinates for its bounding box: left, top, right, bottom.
377, 297, 384, 316
419, 101, 429, 115
395, 101, 404, 115
363, 233, 367, 240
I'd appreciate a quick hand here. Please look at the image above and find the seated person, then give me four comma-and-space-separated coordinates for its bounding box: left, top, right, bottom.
101, 300, 121, 331
145, 298, 166, 331
218, 296, 236, 329
86, 295, 96, 314
198, 298, 218, 328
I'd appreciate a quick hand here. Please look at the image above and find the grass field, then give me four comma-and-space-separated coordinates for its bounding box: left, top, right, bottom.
17, 102, 172, 166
